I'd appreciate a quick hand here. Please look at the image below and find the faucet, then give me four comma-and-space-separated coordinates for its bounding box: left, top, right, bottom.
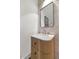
42, 28, 51, 34
42, 29, 50, 34
43, 29, 46, 34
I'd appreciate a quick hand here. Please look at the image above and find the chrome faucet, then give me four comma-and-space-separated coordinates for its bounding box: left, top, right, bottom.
42, 29, 50, 34
43, 29, 46, 34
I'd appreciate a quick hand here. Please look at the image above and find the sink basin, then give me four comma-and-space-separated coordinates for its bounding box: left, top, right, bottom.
31, 33, 55, 41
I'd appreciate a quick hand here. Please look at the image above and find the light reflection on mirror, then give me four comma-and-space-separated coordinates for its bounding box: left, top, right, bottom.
42, 0, 53, 8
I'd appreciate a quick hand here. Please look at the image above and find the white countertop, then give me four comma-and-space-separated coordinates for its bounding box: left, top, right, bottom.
31, 33, 55, 41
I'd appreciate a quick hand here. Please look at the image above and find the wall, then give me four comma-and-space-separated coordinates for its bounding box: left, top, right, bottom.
20, 0, 38, 58
39, 0, 59, 59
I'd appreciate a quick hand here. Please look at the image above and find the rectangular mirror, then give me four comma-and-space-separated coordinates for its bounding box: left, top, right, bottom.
40, 2, 54, 27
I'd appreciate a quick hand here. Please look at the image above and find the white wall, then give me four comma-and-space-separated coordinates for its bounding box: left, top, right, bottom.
20, 0, 38, 58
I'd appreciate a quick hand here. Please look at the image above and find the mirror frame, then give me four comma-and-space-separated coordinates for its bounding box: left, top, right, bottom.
40, 2, 54, 28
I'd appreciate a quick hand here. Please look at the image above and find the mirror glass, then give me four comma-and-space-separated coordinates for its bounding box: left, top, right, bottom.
40, 2, 54, 27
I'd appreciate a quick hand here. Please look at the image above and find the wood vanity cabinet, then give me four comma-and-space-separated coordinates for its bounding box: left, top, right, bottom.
31, 37, 55, 59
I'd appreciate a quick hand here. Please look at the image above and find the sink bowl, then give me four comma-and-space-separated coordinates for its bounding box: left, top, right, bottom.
31, 33, 55, 41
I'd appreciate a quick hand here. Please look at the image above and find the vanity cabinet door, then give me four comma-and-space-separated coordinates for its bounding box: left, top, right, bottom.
31, 38, 40, 59
40, 39, 55, 59
31, 38, 39, 49
31, 47, 40, 59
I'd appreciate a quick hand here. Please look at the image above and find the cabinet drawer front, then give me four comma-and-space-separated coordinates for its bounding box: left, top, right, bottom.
31, 38, 40, 48
31, 47, 38, 56
31, 47, 40, 59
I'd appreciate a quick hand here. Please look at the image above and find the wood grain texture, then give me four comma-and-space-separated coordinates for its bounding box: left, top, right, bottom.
40, 39, 55, 59
31, 37, 55, 59
31, 37, 40, 59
